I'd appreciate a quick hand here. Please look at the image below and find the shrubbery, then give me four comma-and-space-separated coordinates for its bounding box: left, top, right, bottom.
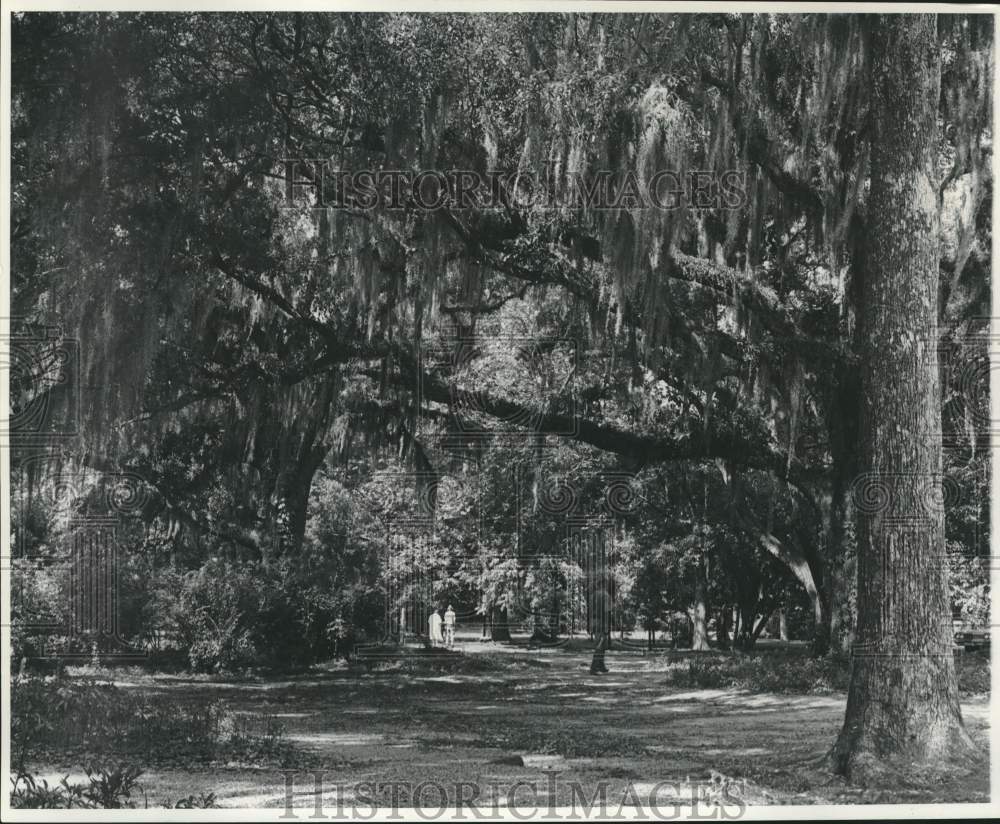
10, 671, 291, 808
11, 765, 222, 809
167, 557, 382, 672
11, 674, 288, 769
662, 650, 990, 696
172, 561, 264, 673
12, 550, 383, 674
11, 468, 386, 675
11, 763, 144, 809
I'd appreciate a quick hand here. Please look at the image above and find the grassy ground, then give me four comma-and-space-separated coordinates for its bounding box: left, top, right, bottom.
19, 635, 991, 809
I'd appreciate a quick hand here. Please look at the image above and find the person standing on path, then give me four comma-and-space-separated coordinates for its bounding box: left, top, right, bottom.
428, 608, 444, 648
444, 605, 456, 649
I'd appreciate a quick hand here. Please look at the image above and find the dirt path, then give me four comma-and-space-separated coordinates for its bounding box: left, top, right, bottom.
30, 645, 990, 808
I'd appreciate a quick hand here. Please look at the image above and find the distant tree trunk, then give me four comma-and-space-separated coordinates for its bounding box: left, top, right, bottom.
690, 563, 710, 651
735, 603, 757, 650
491, 606, 511, 642
550, 588, 561, 639
590, 632, 610, 674
589, 553, 611, 673
809, 594, 831, 657
739, 501, 830, 655
779, 609, 788, 642
717, 605, 731, 650
751, 607, 777, 645
831, 14, 978, 780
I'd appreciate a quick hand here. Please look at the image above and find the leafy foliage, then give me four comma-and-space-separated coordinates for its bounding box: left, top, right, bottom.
10, 764, 143, 810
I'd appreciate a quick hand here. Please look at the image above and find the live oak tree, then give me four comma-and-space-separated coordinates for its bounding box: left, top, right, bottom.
830, 14, 979, 781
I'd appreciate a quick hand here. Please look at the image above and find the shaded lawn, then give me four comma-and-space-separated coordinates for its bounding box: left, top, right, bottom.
26, 641, 990, 808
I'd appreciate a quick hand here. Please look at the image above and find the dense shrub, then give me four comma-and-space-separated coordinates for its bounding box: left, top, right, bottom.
172, 561, 261, 673
163, 558, 340, 671
120, 547, 385, 672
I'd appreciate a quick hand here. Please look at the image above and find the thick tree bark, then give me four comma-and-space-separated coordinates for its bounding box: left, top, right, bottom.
779, 609, 788, 642
830, 14, 978, 781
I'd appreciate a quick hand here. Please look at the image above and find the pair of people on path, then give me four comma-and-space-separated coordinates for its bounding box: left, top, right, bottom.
428, 605, 456, 649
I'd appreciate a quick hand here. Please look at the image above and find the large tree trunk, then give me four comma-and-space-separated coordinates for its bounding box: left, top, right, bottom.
831, 14, 977, 781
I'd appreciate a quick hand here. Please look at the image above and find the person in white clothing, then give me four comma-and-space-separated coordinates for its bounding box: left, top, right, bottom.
444, 605, 456, 649
428, 609, 444, 648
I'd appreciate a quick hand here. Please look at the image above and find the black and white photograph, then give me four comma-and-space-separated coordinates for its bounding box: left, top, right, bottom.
2, 2, 998, 817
